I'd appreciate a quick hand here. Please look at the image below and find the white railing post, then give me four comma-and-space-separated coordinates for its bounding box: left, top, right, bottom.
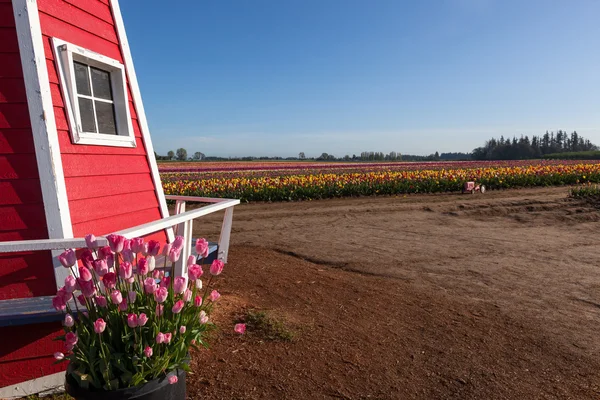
218, 208, 234, 263
174, 200, 186, 236
174, 218, 192, 279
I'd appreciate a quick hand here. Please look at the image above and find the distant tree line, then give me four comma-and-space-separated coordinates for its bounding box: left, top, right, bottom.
472, 130, 597, 160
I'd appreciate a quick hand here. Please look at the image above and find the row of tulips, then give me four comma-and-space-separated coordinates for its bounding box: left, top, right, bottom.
161, 161, 600, 202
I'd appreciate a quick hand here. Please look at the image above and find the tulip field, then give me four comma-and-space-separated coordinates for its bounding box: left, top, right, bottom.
159, 160, 600, 202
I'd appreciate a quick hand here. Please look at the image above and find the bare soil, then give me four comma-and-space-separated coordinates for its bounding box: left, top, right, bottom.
188, 187, 600, 399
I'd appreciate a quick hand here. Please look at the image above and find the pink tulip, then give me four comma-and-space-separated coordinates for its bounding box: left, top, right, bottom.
94, 318, 106, 334
147, 256, 156, 272
179, 325, 186, 334
209, 290, 220, 302
168, 247, 181, 263
173, 277, 187, 294
152, 270, 163, 279
156, 332, 165, 344
183, 289, 192, 302
160, 277, 171, 288
168, 376, 178, 385
138, 258, 149, 276
154, 287, 168, 303
188, 264, 203, 281
106, 234, 126, 253
138, 313, 148, 326
64, 275, 76, 293
147, 240, 160, 256
156, 304, 164, 316
52, 295, 66, 311
97, 246, 112, 260
172, 236, 185, 252
64, 314, 74, 327
80, 280, 96, 298
195, 238, 210, 258
54, 352, 64, 360
194, 295, 202, 307
187, 255, 196, 266
127, 313, 138, 328
196, 279, 203, 289
80, 250, 94, 269
58, 249, 76, 268
172, 300, 184, 314
210, 260, 224, 276
199, 310, 208, 324
77, 294, 87, 306
131, 237, 145, 254
102, 272, 117, 289
164, 333, 172, 343
95, 295, 107, 308
65, 332, 78, 347
93, 259, 109, 277
144, 277, 157, 294
234, 323, 246, 334
119, 262, 133, 279
161, 243, 172, 257
119, 298, 128, 311
57, 287, 72, 302
121, 248, 134, 263
85, 234, 98, 250
78, 266, 92, 282
128, 290, 137, 304
110, 290, 123, 305
144, 346, 153, 357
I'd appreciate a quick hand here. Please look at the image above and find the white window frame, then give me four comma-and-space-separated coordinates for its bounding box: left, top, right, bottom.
52, 38, 136, 148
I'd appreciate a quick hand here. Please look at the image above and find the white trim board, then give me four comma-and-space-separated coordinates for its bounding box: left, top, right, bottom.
110, 0, 174, 242
12, 0, 73, 288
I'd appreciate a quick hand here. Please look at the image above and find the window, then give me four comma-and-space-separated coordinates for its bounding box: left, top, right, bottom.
52, 38, 135, 148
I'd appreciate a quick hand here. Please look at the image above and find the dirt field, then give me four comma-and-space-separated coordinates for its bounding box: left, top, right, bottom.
187, 187, 600, 399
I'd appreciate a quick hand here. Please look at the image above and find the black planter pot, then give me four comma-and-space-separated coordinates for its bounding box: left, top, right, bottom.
65, 368, 186, 400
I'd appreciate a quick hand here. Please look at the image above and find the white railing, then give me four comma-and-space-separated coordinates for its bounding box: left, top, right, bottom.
0, 196, 239, 285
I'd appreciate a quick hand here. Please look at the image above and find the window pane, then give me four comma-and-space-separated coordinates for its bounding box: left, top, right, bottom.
74, 62, 91, 96
95, 101, 117, 135
78, 97, 96, 133
90, 67, 113, 100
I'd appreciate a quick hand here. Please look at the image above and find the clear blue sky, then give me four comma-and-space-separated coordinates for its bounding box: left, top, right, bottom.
120, 0, 600, 158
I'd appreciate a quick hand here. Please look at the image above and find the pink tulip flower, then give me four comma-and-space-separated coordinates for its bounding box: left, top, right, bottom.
110, 290, 123, 305
77, 294, 87, 307
168, 247, 181, 263
160, 277, 171, 288
78, 266, 92, 282
119, 298, 128, 312
147, 240, 160, 256
194, 295, 202, 307
106, 234, 126, 253
121, 248, 134, 263
209, 290, 221, 302
152, 269, 162, 279
195, 238, 209, 258
156, 304, 164, 316
54, 352, 64, 360
154, 287, 168, 303
155, 332, 165, 344
102, 272, 117, 289
58, 249, 76, 268
210, 260, 224, 276
80, 280, 96, 298
138, 258, 149, 276
128, 290, 137, 304
127, 313, 138, 328
131, 237, 145, 254
172, 300, 184, 314
144, 346, 153, 357
147, 255, 156, 272
65, 332, 78, 347
97, 246, 112, 260
64, 314, 74, 327
173, 277, 187, 294
80, 250, 94, 269
95, 295, 107, 308
199, 310, 208, 324
93, 259, 109, 277
168, 376, 178, 385
188, 264, 203, 281
52, 295, 66, 311
138, 313, 148, 326
85, 233, 98, 250
161, 243, 172, 257
144, 277, 157, 294
94, 318, 106, 334
64, 275, 77, 293
57, 287, 72, 302
187, 255, 196, 266
179, 325, 186, 334
234, 323, 246, 334
164, 333, 172, 343
183, 289, 192, 302
172, 236, 184, 252
119, 262, 133, 279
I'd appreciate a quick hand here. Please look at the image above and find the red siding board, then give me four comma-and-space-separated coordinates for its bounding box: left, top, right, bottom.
69, 191, 159, 224
0, 27, 19, 52
58, 133, 147, 155
0, 103, 31, 128
0, 230, 49, 241
72, 207, 164, 237
65, 173, 155, 201
62, 154, 151, 177
0, 205, 47, 231
0, 129, 35, 154
46, 58, 59, 84
0, 3, 15, 27
63, 0, 114, 25
49, 82, 64, 108
0, 53, 24, 78
38, 0, 118, 43
0, 78, 27, 103
0, 181, 44, 205
53, 105, 69, 130
0, 155, 40, 179
0, 251, 55, 299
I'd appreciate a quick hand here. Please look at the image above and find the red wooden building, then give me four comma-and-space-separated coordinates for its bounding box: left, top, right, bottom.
0, 0, 238, 397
